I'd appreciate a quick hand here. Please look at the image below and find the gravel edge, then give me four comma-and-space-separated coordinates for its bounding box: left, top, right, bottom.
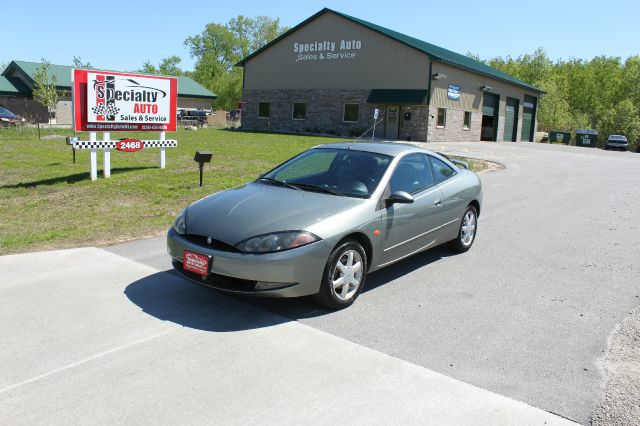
592, 304, 640, 425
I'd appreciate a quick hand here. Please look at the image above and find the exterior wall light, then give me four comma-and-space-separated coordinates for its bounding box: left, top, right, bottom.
432, 73, 448, 80
480, 85, 493, 92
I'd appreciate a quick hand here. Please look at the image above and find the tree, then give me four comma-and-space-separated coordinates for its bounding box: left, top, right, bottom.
72, 56, 92, 68
158, 55, 183, 76
184, 15, 287, 110
138, 60, 158, 74
138, 56, 183, 76
32, 59, 59, 123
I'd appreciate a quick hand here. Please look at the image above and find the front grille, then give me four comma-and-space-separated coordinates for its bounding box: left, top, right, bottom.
183, 234, 241, 253
173, 260, 257, 292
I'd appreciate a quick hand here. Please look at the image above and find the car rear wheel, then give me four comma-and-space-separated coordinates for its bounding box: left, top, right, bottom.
314, 240, 367, 309
449, 205, 478, 253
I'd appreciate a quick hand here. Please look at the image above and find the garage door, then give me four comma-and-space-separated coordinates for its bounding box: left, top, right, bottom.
521, 95, 537, 142
481, 93, 499, 141
504, 97, 519, 142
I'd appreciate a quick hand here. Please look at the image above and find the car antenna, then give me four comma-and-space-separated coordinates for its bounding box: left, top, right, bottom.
350, 118, 383, 149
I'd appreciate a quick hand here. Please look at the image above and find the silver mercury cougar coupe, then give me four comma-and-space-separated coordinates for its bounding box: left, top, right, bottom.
167, 142, 482, 309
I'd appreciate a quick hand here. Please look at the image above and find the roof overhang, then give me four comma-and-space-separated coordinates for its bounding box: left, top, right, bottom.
367, 89, 429, 104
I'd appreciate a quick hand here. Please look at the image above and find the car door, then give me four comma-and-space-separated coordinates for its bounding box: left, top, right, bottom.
428, 155, 465, 242
380, 154, 446, 266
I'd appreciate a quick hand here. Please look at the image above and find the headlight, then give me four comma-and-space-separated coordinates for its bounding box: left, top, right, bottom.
235, 231, 320, 253
173, 209, 187, 235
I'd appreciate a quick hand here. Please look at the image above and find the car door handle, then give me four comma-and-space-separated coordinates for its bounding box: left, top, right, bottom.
433, 199, 443, 206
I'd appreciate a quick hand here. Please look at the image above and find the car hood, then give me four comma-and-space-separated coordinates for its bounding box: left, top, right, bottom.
185, 182, 362, 244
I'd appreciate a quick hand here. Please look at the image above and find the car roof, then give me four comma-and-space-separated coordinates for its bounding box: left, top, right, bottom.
315, 141, 430, 157
608, 135, 627, 139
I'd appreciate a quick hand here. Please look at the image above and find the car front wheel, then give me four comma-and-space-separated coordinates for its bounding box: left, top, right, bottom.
314, 240, 367, 309
449, 205, 478, 253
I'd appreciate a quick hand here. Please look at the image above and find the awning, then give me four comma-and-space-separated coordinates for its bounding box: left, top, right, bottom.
367, 89, 429, 105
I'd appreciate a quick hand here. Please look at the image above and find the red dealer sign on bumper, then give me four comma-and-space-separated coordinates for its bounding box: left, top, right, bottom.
72, 69, 177, 132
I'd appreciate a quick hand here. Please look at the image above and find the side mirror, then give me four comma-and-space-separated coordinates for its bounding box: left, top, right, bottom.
386, 191, 414, 206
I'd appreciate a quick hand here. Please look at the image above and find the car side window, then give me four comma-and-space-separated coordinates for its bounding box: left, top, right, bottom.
389, 154, 434, 195
429, 156, 456, 184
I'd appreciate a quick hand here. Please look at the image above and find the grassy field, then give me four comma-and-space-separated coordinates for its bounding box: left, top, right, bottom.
0, 128, 486, 255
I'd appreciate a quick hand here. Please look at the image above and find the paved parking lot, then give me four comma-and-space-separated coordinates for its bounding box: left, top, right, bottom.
2, 142, 639, 424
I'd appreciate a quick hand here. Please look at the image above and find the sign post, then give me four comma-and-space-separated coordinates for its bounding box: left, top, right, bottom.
89, 132, 97, 181
71, 69, 178, 180
103, 132, 111, 178
159, 131, 166, 169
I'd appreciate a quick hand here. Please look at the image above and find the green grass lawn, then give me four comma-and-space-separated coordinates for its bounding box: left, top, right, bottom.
0, 128, 486, 255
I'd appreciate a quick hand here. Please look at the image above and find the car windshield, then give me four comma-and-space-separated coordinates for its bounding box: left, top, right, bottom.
261, 148, 392, 198
0, 107, 12, 115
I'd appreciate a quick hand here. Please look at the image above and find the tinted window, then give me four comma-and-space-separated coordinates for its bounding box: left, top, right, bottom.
343, 104, 359, 122
389, 154, 434, 195
292, 103, 306, 120
429, 156, 456, 184
258, 102, 270, 118
437, 108, 446, 127
463, 111, 472, 129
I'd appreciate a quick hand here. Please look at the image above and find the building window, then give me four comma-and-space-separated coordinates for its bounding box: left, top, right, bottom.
343, 103, 359, 122
258, 102, 270, 118
437, 108, 446, 127
463, 111, 472, 129
292, 103, 306, 120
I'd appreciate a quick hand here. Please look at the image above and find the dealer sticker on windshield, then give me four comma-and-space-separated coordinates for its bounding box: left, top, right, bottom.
184, 250, 209, 276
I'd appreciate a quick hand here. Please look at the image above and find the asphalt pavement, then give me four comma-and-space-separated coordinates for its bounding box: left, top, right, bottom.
2, 141, 639, 424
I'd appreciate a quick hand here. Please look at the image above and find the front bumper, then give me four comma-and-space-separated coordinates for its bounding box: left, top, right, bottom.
166, 227, 331, 297
606, 143, 628, 150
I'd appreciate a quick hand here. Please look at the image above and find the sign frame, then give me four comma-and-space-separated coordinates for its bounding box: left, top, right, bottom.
72, 68, 178, 132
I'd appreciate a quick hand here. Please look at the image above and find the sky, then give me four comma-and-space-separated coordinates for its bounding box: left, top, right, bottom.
2, 0, 638, 72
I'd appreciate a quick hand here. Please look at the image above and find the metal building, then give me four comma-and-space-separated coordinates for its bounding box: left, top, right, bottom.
237, 8, 544, 142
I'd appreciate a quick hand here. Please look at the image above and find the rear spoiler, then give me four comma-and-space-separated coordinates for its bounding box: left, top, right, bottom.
436, 152, 468, 170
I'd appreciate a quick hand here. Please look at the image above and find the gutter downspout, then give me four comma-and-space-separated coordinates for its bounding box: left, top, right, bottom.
426, 59, 433, 143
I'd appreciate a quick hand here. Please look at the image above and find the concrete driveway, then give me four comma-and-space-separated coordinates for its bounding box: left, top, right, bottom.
2, 142, 638, 424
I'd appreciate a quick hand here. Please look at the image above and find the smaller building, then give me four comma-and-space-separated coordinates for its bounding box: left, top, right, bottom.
0, 60, 217, 124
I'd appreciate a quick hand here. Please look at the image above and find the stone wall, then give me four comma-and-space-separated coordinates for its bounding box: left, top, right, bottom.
398, 105, 429, 142
242, 89, 385, 139
426, 106, 482, 142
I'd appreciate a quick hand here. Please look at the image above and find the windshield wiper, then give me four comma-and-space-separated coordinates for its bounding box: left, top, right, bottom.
289, 182, 343, 196
257, 177, 300, 190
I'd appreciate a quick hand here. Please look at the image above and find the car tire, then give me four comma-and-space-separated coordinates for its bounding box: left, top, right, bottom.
449, 205, 478, 253
314, 239, 367, 309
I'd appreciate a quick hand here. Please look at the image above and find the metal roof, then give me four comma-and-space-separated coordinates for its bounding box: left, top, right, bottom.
237, 8, 544, 94
0, 75, 30, 96
1, 60, 217, 100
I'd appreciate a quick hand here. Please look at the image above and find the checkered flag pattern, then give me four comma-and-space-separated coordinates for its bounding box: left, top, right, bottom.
71, 140, 178, 149
91, 104, 120, 116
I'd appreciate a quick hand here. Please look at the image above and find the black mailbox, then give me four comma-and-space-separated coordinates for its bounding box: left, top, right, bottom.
194, 151, 212, 163
194, 150, 212, 187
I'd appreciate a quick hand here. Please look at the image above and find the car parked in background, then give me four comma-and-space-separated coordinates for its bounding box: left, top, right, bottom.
167, 141, 482, 309
0, 107, 25, 126
605, 135, 629, 151
178, 110, 208, 126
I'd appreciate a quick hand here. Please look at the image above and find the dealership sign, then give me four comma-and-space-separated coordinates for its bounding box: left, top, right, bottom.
72, 69, 177, 132
293, 39, 362, 62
